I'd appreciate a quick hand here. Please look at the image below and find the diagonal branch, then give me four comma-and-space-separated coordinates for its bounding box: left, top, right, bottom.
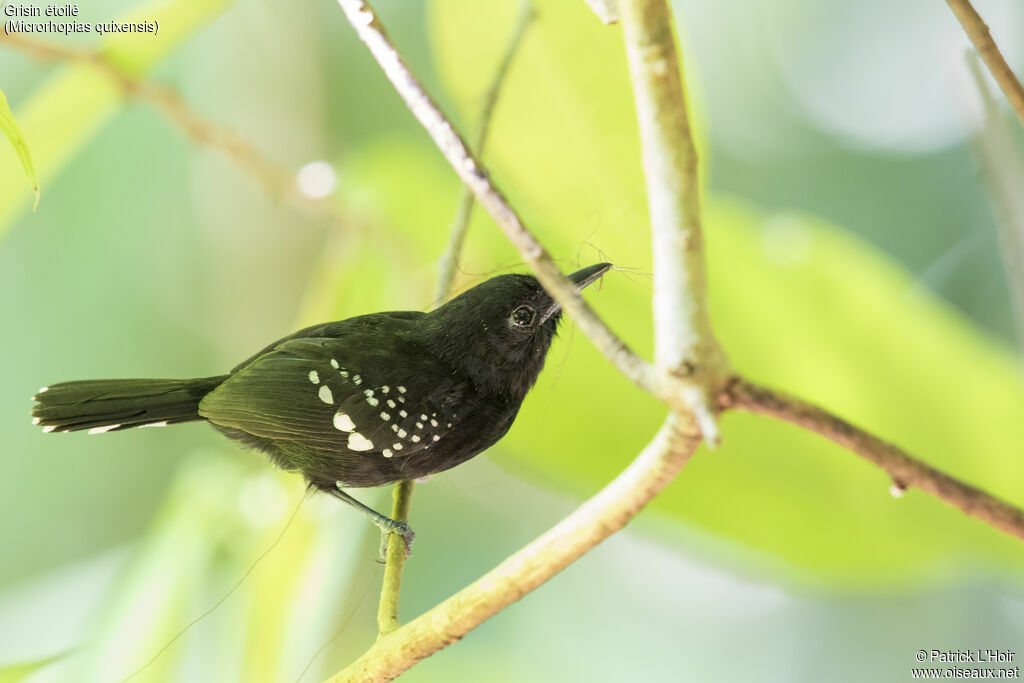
328, 415, 701, 682
946, 0, 1024, 128
335, 0, 657, 399
719, 378, 1024, 541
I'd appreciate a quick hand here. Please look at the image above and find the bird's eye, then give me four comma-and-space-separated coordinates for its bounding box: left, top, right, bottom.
510, 305, 535, 328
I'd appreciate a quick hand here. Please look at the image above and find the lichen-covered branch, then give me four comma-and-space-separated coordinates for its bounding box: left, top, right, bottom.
620, 0, 729, 442
720, 378, 1024, 541
946, 0, 1024, 127
327, 415, 700, 682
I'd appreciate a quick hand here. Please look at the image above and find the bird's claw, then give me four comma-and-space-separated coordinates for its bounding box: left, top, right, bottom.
376, 520, 415, 562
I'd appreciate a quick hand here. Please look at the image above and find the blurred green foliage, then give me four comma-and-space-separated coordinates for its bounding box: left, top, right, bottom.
2, 0, 1023, 680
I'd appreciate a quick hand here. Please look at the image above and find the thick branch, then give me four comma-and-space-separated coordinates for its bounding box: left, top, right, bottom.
335, 0, 656, 398
720, 378, 1024, 541
620, 0, 728, 441
946, 0, 1024, 128
328, 415, 701, 681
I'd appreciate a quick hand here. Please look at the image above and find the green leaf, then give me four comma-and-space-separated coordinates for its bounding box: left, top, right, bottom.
0, 88, 40, 210
0, 0, 237, 236
424, 0, 1024, 583
0, 653, 64, 683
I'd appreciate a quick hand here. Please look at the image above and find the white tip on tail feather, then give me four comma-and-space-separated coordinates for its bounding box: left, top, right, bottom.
88, 424, 121, 435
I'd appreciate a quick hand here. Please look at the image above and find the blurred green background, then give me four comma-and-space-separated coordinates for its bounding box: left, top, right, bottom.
2, 0, 1024, 680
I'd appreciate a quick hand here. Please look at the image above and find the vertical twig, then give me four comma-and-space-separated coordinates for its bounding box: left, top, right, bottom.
377, 480, 414, 635
376, 3, 536, 636
946, 0, 1024, 128
965, 51, 1024, 355
620, 0, 728, 442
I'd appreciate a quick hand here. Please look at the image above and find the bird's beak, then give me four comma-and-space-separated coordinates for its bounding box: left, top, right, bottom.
540, 263, 613, 324
568, 262, 613, 291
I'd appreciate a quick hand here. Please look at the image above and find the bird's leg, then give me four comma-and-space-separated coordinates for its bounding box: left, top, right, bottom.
324, 484, 415, 559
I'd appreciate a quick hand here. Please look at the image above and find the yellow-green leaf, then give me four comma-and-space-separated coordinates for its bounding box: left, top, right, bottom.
0, 88, 39, 210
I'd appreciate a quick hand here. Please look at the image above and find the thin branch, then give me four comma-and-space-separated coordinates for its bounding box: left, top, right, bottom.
335, 0, 658, 400
0, 33, 346, 227
720, 378, 1024, 542
435, 0, 536, 307
376, 480, 413, 635
327, 415, 701, 682
965, 50, 1024, 356
620, 0, 729, 443
376, 0, 537, 633
946, 0, 1024, 128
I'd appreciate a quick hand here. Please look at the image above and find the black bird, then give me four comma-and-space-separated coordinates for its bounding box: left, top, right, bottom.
31, 263, 612, 550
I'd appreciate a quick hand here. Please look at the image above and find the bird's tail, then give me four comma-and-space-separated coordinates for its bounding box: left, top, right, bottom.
31, 376, 228, 434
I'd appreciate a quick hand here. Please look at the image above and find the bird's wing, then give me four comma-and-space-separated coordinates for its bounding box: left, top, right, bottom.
199, 337, 465, 459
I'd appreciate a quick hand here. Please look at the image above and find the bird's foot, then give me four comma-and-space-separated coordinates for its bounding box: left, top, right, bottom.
376, 519, 415, 562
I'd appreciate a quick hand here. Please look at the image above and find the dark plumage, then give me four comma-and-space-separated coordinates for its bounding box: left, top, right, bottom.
31, 263, 612, 548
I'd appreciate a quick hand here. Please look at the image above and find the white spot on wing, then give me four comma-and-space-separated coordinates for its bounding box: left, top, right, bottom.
353, 374, 362, 386
381, 386, 390, 394
382, 448, 394, 458
391, 424, 399, 433
430, 419, 438, 427
420, 414, 427, 421
32, 417, 40, 425
380, 412, 391, 421
38, 387, 49, 393
387, 400, 396, 408
88, 424, 121, 434
399, 410, 407, 418
367, 396, 379, 407
432, 435, 440, 441
334, 412, 355, 431
416, 422, 423, 429
364, 389, 374, 397
397, 428, 407, 438
308, 370, 320, 384
397, 386, 406, 393
340, 370, 349, 378
318, 385, 334, 404
411, 435, 420, 442
330, 359, 339, 369
42, 425, 56, 433
139, 421, 168, 428
392, 443, 403, 451
348, 432, 373, 451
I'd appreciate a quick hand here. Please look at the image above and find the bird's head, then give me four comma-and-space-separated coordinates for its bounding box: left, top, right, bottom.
428, 263, 612, 397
